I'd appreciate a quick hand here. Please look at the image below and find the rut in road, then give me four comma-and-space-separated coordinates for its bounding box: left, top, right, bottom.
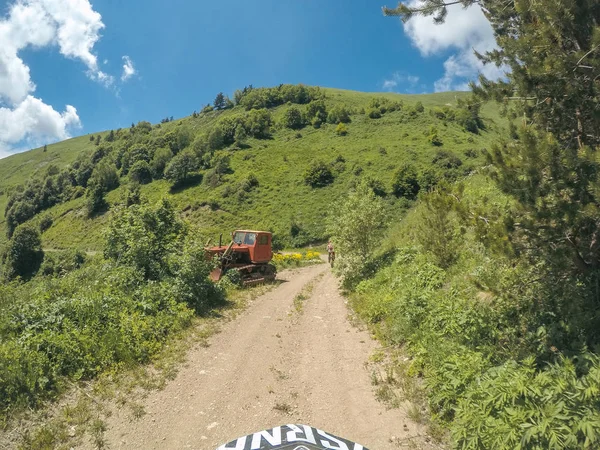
85, 263, 433, 450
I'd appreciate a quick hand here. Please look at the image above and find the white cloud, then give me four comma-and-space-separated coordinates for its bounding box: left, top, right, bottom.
0, 96, 81, 144
383, 72, 420, 92
0, 0, 124, 157
121, 55, 136, 81
402, 1, 506, 91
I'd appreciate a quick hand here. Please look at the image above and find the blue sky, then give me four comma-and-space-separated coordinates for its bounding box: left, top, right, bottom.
0, 0, 500, 157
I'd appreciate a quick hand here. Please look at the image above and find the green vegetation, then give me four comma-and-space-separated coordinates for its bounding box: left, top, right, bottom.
0, 86, 497, 252
0, 83, 502, 442
0, 198, 224, 417
333, 1, 600, 448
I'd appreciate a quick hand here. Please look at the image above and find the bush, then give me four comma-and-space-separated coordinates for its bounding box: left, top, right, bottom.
86, 183, 106, 215
281, 106, 306, 130
104, 199, 184, 280
326, 180, 387, 288
392, 164, 420, 199
432, 150, 462, 169
327, 105, 351, 124
170, 238, 224, 314
336, 123, 348, 136
151, 147, 173, 178
164, 151, 199, 186
129, 160, 153, 184
367, 108, 382, 119
305, 100, 327, 126
303, 161, 334, 188
3, 224, 43, 280
39, 215, 53, 233
40, 250, 86, 277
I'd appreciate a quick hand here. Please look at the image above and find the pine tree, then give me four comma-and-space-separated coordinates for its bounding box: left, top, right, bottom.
214, 92, 226, 110
43, 144, 47, 152
385, 1, 600, 274
95, 135, 101, 146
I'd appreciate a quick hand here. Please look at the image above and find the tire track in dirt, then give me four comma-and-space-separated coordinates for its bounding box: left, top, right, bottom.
81, 264, 432, 449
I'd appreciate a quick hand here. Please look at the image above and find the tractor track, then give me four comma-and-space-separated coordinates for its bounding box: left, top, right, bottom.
79, 263, 433, 450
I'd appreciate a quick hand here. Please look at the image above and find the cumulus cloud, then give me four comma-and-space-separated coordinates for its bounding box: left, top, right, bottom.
121, 55, 136, 81
0, 96, 81, 144
383, 72, 420, 92
401, 1, 506, 91
0, 0, 122, 156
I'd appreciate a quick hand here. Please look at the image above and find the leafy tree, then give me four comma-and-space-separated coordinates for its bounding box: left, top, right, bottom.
244, 109, 272, 138
89, 161, 119, 193
175, 127, 192, 153
327, 105, 351, 124
326, 180, 387, 287
89, 135, 94, 142
39, 215, 53, 232
207, 126, 224, 151
201, 104, 214, 114
234, 124, 248, 147
4, 224, 43, 279
303, 161, 334, 188
86, 183, 107, 215
281, 106, 305, 130
151, 147, 173, 178
129, 160, 153, 184
305, 100, 327, 127
104, 198, 184, 280
392, 163, 420, 199
164, 151, 199, 186
170, 236, 224, 313
85, 161, 119, 215
385, 0, 600, 276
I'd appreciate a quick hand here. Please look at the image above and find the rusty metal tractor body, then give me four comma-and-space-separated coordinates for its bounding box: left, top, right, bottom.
205, 230, 277, 286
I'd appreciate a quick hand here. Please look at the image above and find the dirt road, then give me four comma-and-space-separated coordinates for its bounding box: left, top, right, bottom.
88, 264, 430, 449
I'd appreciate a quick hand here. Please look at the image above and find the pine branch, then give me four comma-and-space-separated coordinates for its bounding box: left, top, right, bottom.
382, 0, 480, 23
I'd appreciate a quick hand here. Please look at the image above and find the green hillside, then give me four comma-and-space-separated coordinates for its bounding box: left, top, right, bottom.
0, 86, 504, 252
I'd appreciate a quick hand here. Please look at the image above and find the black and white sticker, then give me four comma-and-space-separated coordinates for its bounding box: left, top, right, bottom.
216, 424, 367, 450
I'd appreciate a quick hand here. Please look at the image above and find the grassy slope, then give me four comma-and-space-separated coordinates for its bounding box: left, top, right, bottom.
0, 88, 506, 252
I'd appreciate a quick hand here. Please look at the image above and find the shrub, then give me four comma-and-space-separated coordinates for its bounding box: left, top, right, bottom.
306, 100, 327, 126
367, 108, 382, 119
392, 164, 420, 199
327, 105, 351, 124
170, 238, 224, 314
326, 180, 387, 287
129, 160, 153, 184
3, 224, 43, 279
303, 161, 334, 188
151, 147, 174, 178
432, 150, 462, 169
104, 198, 184, 280
164, 151, 199, 186
336, 122, 348, 136
281, 106, 306, 130
39, 215, 53, 233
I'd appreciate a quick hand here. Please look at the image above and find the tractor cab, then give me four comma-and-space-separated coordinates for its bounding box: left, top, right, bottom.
231, 230, 272, 263
205, 230, 276, 285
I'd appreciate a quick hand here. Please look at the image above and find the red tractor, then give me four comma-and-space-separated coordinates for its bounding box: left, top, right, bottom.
205, 230, 277, 286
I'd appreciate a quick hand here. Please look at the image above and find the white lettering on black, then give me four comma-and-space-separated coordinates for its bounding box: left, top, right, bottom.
286, 424, 317, 445
251, 426, 282, 449
217, 436, 247, 450
317, 429, 350, 450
